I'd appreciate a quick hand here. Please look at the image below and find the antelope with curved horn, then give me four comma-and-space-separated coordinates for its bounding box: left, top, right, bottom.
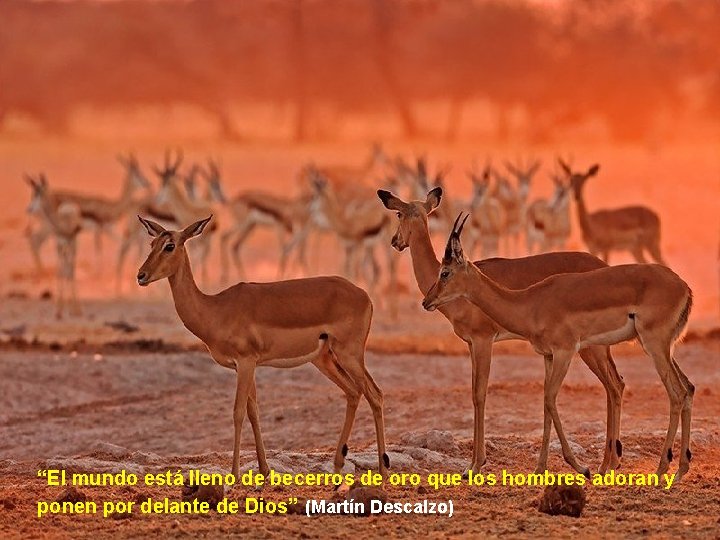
377, 188, 625, 475
423, 213, 694, 480
136, 215, 388, 478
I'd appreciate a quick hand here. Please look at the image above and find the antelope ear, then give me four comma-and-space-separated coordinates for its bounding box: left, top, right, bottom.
23, 174, 38, 189
180, 215, 213, 242
424, 187, 442, 214
377, 189, 406, 211
587, 164, 600, 177
138, 216, 166, 237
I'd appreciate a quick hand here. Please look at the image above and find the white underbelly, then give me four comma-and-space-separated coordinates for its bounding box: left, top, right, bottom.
578, 316, 637, 348
249, 209, 279, 227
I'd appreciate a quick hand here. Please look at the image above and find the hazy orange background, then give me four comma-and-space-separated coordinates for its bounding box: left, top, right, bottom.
0, 0, 718, 323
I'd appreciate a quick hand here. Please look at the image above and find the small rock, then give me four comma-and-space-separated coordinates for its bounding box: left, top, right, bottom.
400, 430, 459, 453
285, 497, 307, 515
56, 487, 87, 504
91, 442, 130, 459
538, 485, 586, 518
346, 487, 387, 516
181, 483, 224, 508
109, 510, 133, 520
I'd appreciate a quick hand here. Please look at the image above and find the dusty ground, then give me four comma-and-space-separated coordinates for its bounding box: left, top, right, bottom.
0, 298, 718, 539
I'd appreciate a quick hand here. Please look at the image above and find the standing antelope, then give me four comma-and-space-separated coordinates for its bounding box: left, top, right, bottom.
525, 171, 572, 253
115, 154, 182, 294
308, 168, 396, 306
205, 160, 315, 283
423, 214, 694, 480
377, 188, 625, 474
562, 159, 667, 265
26, 153, 149, 273
136, 216, 388, 479
489, 168, 522, 256
152, 151, 218, 285
468, 164, 505, 259
495, 158, 540, 256
26, 175, 83, 318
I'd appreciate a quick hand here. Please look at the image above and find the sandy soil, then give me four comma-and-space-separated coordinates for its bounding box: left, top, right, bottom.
0, 300, 718, 538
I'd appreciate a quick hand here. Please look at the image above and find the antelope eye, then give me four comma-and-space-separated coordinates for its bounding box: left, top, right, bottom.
164, 243, 175, 252
440, 270, 450, 279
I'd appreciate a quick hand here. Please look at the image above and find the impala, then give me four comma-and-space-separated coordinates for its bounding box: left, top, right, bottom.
525, 170, 572, 253
378, 188, 625, 475
136, 215, 388, 479
468, 163, 505, 259
26, 153, 149, 273
424, 214, 694, 480
26, 174, 83, 318
561, 159, 666, 265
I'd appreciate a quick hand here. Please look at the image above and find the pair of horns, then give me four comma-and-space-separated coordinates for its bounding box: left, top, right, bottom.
443, 213, 470, 263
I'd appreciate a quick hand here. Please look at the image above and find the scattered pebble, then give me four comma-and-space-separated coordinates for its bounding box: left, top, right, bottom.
538, 485, 586, 518
55, 487, 87, 504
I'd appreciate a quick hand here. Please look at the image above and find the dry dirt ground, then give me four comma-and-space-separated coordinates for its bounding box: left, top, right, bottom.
0, 299, 719, 539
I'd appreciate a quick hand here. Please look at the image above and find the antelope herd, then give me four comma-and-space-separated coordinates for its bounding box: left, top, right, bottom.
22, 144, 695, 481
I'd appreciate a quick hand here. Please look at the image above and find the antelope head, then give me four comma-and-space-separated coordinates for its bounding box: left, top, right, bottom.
117, 152, 150, 191
377, 187, 442, 252
505, 158, 541, 202
154, 149, 185, 205
558, 158, 600, 200
24, 173, 49, 215
201, 158, 228, 204
422, 212, 472, 311
136, 215, 213, 286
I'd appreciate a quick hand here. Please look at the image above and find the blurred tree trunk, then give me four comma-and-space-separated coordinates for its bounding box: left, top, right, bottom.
372, 0, 419, 139
292, 0, 309, 142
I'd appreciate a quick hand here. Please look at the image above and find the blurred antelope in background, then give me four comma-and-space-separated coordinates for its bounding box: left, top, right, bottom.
209, 159, 315, 282
26, 153, 149, 274
468, 162, 504, 258
525, 167, 572, 253
494, 157, 540, 256
25, 174, 83, 318
307, 167, 392, 297
153, 149, 219, 285
562, 159, 667, 265
115, 150, 183, 293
